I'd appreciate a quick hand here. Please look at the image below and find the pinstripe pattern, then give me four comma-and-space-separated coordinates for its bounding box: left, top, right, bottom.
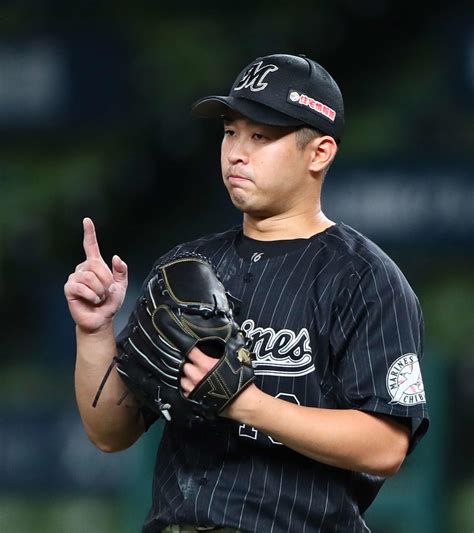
120, 223, 429, 533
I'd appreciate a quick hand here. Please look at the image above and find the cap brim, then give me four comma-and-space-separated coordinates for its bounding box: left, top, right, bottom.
191, 96, 305, 128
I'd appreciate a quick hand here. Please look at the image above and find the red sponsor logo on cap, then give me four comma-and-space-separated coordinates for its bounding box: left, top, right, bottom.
288, 90, 336, 122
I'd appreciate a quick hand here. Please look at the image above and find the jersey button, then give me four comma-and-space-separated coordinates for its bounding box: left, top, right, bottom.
198, 477, 208, 486
243, 273, 253, 283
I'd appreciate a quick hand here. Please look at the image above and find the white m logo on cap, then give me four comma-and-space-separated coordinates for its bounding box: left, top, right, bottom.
234, 61, 278, 92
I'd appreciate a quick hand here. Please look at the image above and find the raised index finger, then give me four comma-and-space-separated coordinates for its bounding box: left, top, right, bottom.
82, 217, 102, 260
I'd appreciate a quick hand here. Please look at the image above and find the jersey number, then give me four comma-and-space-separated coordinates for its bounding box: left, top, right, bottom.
238, 393, 301, 445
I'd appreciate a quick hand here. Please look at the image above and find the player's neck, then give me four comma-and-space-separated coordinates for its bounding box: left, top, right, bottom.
243, 209, 335, 241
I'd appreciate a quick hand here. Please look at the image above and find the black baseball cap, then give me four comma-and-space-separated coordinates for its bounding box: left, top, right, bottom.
191, 53, 344, 143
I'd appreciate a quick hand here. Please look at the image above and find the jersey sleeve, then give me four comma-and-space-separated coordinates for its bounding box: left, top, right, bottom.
330, 259, 429, 453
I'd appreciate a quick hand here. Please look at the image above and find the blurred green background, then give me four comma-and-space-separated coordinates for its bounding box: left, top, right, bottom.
0, 1, 473, 532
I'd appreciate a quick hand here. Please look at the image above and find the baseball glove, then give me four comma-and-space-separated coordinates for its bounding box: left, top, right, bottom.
113, 253, 255, 426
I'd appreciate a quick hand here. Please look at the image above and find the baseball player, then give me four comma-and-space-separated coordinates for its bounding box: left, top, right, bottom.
65, 53, 429, 532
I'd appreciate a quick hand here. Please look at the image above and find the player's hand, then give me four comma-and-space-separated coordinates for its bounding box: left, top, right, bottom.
181, 347, 258, 419
64, 217, 128, 333
180, 347, 218, 397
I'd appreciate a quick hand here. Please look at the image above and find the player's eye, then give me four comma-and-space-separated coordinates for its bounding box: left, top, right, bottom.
223, 129, 235, 137
253, 133, 265, 140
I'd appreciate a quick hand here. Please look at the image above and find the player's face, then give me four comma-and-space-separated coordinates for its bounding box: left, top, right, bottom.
221, 115, 316, 218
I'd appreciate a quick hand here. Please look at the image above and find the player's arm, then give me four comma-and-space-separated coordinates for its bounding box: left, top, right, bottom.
74, 324, 145, 452
181, 349, 409, 477
224, 384, 409, 477
64, 218, 145, 452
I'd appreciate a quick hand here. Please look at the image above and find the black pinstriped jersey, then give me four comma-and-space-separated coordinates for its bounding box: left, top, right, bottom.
120, 223, 429, 533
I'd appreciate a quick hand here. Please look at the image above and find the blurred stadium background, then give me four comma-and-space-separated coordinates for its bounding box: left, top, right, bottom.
0, 1, 473, 532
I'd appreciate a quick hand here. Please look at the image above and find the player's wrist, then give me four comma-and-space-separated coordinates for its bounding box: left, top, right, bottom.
76, 320, 115, 341
220, 383, 263, 423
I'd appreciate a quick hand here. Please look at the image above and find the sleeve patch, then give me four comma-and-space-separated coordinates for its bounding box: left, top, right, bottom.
386, 353, 426, 406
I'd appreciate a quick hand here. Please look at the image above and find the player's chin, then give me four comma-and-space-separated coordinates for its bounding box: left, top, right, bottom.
226, 188, 270, 217
229, 197, 261, 216
227, 188, 249, 209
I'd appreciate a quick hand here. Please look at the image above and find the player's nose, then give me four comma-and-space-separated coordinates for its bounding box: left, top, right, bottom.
225, 138, 250, 165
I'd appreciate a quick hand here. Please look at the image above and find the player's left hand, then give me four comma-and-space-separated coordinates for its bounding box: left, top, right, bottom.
181, 347, 261, 421
180, 348, 219, 397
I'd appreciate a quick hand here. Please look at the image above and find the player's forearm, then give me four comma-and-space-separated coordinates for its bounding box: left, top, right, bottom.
225, 385, 409, 477
75, 324, 144, 452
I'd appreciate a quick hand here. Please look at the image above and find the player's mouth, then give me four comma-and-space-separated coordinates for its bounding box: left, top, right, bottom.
227, 174, 251, 185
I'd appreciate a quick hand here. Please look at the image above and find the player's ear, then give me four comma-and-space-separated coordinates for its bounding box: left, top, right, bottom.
308, 136, 338, 175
